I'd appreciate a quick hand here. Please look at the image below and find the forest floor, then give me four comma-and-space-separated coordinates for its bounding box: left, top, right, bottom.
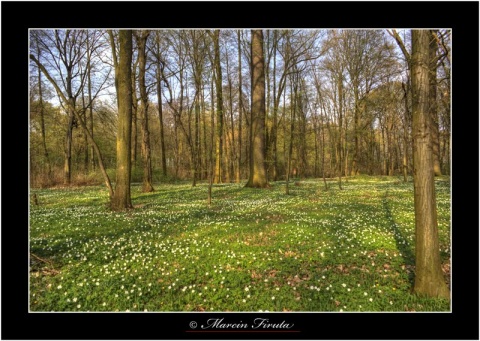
29, 175, 451, 312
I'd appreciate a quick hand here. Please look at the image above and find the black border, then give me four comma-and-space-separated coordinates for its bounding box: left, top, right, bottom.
2, 1, 478, 340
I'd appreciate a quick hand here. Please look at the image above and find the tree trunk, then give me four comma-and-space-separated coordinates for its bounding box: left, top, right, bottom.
64, 110, 74, 185
156, 65, 167, 177
36, 52, 50, 176
337, 74, 343, 190
246, 30, 269, 188
228, 60, 236, 183
286, 78, 296, 195
82, 95, 89, 174
86, 34, 95, 172
136, 30, 154, 192
411, 30, 449, 299
351, 89, 359, 176
131, 59, 138, 167
213, 30, 224, 184
272, 32, 278, 181
429, 30, 442, 176
111, 30, 134, 211
402, 81, 410, 182
237, 30, 243, 183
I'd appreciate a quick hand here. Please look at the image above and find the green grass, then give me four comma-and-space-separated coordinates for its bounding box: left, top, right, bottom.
30, 176, 451, 312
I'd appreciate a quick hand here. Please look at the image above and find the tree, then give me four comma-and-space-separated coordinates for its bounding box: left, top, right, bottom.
410, 30, 449, 299
32, 33, 51, 177
212, 30, 224, 184
135, 30, 154, 192
110, 30, 134, 210
246, 30, 269, 188
151, 32, 168, 177
30, 30, 114, 197
237, 30, 243, 182
429, 30, 442, 176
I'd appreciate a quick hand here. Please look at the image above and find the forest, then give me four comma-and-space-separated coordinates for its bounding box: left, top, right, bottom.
29, 29, 451, 312
29, 29, 450, 189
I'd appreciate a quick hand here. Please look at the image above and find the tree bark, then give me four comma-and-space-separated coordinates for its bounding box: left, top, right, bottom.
36, 41, 50, 176
411, 30, 449, 299
213, 30, 224, 184
136, 30, 154, 192
111, 30, 134, 210
246, 30, 269, 188
131, 59, 138, 167
429, 30, 442, 176
86, 33, 95, 172
155, 54, 167, 177
237, 30, 243, 183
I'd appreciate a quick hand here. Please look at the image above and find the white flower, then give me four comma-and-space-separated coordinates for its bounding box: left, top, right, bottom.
271, 296, 275, 300
245, 287, 249, 292
57, 285, 62, 289
369, 298, 373, 302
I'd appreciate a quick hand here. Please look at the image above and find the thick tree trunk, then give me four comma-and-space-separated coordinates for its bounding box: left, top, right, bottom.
111, 30, 134, 211
246, 30, 269, 188
411, 30, 449, 299
136, 31, 154, 192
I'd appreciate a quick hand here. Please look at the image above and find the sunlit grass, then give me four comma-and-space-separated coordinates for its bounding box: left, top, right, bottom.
29, 176, 451, 312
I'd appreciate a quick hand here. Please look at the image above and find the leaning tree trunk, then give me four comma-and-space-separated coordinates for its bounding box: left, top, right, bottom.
111, 30, 134, 211
411, 30, 449, 299
245, 30, 269, 188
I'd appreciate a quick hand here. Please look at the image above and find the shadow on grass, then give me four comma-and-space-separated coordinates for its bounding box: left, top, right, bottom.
382, 191, 415, 284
